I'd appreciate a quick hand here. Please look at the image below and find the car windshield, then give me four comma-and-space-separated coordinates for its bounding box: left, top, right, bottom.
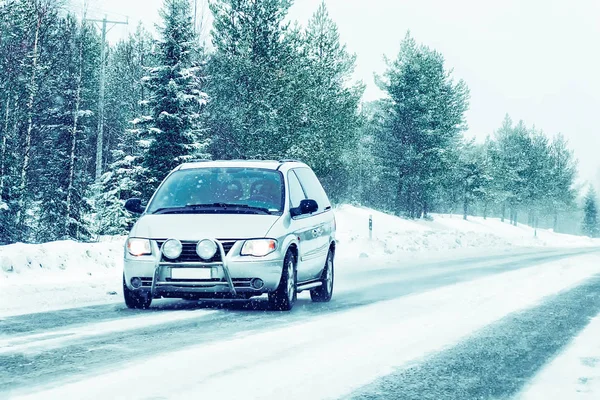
145, 167, 284, 215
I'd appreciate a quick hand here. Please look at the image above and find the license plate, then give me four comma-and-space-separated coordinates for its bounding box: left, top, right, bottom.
171, 268, 212, 280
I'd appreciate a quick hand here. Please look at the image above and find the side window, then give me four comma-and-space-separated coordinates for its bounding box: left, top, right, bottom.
293, 168, 331, 213
287, 171, 306, 208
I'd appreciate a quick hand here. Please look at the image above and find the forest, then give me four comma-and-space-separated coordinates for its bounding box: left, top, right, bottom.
0, 0, 592, 244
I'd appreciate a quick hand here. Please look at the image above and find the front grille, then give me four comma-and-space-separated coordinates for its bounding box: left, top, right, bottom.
155, 239, 237, 263
140, 277, 153, 287
165, 278, 221, 283
232, 278, 253, 288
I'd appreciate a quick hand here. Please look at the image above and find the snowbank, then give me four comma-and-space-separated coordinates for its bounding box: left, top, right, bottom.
0, 240, 125, 317
335, 205, 599, 260
0, 239, 124, 280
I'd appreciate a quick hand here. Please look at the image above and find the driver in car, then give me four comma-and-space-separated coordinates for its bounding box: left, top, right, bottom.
250, 179, 281, 210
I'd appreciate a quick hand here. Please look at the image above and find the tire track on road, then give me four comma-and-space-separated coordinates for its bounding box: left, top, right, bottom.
1, 248, 598, 396
349, 275, 600, 400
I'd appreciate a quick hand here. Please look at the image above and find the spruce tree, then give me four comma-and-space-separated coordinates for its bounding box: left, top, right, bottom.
141, 0, 208, 194
95, 25, 155, 235
207, 0, 295, 160
547, 134, 577, 231
376, 32, 470, 218
289, 1, 364, 200
582, 187, 599, 238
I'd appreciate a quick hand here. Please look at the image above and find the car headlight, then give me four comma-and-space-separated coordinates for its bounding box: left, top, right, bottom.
196, 239, 218, 260
162, 239, 183, 260
241, 239, 277, 257
127, 238, 152, 256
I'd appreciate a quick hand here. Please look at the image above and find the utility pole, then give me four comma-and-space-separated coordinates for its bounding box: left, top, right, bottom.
193, 0, 198, 33
85, 15, 128, 183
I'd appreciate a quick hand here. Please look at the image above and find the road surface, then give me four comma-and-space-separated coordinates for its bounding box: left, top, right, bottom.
1, 247, 599, 399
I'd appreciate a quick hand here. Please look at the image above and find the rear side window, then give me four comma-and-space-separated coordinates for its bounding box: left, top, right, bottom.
287, 171, 306, 208
293, 168, 331, 212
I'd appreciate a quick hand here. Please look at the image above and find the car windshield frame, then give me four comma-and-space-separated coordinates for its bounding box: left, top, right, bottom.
145, 167, 286, 216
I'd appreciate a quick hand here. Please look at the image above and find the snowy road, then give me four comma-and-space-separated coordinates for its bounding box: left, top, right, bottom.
1, 247, 600, 399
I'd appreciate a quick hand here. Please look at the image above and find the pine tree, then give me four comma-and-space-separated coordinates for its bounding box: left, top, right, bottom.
488, 116, 531, 225
141, 0, 208, 195
207, 0, 295, 160
547, 134, 577, 231
376, 32, 470, 218
0, 0, 25, 243
582, 186, 599, 238
94, 25, 155, 235
287, 1, 363, 200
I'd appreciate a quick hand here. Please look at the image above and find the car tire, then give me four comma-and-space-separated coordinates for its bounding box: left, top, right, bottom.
310, 249, 334, 303
268, 251, 297, 311
123, 275, 152, 309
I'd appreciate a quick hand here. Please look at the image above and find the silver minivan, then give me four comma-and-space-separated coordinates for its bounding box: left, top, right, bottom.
122, 160, 336, 311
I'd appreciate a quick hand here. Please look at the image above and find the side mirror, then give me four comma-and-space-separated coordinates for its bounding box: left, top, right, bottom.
291, 199, 319, 217
125, 198, 146, 214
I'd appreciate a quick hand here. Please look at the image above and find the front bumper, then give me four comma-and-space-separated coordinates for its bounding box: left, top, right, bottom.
123, 240, 284, 299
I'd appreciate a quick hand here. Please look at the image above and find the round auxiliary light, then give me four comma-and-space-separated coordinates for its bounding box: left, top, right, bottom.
162, 239, 183, 260
196, 239, 218, 260
131, 277, 142, 289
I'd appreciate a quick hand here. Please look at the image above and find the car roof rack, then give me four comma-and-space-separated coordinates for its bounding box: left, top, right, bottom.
278, 159, 303, 164
186, 159, 210, 163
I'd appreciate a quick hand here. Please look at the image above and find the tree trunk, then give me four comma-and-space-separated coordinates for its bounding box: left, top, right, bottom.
0, 96, 9, 201
17, 12, 42, 234
513, 209, 518, 226
463, 192, 468, 221
483, 202, 488, 220
65, 23, 85, 239
396, 178, 403, 218
553, 210, 558, 232
501, 202, 506, 222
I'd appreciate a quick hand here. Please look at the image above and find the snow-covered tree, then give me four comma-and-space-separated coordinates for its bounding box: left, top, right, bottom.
287, 1, 364, 200
582, 186, 599, 238
94, 25, 156, 235
94, 150, 145, 235
207, 0, 295, 160
33, 14, 100, 242
140, 0, 208, 195
376, 32, 470, 218
547, 134, 577, 231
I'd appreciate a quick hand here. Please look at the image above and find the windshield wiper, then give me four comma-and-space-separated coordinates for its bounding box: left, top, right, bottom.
186, 203, 273, 215
151, 203, 273, 215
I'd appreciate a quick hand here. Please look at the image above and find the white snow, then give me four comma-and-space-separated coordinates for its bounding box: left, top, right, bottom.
0, 238, 125, 318
1, 205, 598, 318
0, 309, 217, 356
335, 205, 599, 261
518, 314, 600, 400
12, 253, 600, 400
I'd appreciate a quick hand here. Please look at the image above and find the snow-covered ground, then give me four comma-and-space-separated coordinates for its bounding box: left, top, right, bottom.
10, 253, 600, 400
2, 205, 600, 399
518, 314, 600, 399
1, 205, 598, 318
335, 205, 599, 261
0, 238, 125, 317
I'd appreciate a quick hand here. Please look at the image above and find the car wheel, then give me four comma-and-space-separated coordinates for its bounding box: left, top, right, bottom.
123, 275, 152, 309
268, 251, 297, 311
310, 249, 334, 303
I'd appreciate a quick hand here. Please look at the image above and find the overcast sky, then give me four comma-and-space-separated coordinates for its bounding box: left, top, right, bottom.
79, 0, 600, 185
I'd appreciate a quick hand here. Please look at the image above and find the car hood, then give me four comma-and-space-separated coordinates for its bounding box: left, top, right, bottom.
130, 214, 281, 240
